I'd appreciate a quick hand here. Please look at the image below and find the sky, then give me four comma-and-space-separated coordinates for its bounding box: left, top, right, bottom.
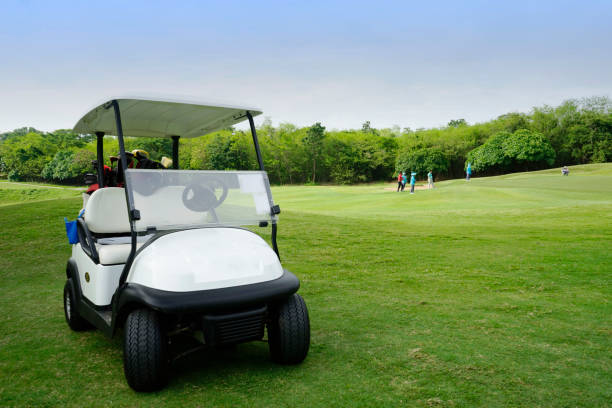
1, 0, 611, 133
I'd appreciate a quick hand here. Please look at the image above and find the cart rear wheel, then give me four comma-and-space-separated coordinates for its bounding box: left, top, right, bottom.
63, 279, 92, 331
123, 308, 168, 392
268, 293, 310, 364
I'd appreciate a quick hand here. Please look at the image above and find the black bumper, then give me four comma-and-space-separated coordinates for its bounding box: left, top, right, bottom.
116, 269, 300, 315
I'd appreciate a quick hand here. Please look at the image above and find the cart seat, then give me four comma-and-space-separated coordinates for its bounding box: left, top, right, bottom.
83, 186, 202, 265
96, 242, 144, 265
84, 187, 130, 234
83, 187, 135, 265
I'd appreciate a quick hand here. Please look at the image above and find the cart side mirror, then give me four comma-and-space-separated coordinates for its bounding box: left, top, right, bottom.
84, 173, 97, 185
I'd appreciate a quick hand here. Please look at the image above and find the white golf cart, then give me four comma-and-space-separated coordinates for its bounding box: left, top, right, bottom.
64, 98, 310, 391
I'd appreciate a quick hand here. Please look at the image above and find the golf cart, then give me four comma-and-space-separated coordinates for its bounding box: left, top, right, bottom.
64, 98, 310, 392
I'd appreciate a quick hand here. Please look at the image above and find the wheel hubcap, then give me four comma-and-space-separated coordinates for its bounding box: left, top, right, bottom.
65, 292, 71, 320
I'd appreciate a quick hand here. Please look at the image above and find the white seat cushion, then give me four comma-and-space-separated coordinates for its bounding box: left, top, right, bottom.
85, 187, 130, 234
96, 243, 143, 265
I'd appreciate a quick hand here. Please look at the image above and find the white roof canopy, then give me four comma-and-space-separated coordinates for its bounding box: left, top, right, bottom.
73, 97, 262, 138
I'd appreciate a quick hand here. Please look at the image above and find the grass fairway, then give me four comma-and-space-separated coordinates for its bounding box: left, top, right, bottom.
0, 180, 81, 206
0, 164, 610, 407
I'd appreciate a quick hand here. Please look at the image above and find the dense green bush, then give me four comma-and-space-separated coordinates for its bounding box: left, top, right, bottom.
203, 133, 255, 171
467, 129, 555, 174
259, 123, 309, 184
326, 132, 397, 184
395, 147, 449, 177
8, 169, 22, 181
41, 151, 74, 181
0, 132, 56, 181
41, 149, 96, 182
531, 98, 612, 165
503, 129, 555, 170
465, 132, 511, 173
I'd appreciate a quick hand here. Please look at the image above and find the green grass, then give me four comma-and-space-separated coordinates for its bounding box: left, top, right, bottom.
0, 180, 82, 206
0, 164, 610, 407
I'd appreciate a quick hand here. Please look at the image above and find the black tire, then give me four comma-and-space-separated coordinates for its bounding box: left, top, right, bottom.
268, 293, 310, 364
63, 279, 92, 331
123, 308, 168, 392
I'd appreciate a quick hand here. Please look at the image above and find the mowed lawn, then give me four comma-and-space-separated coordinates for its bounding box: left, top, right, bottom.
0, 164, 610, 407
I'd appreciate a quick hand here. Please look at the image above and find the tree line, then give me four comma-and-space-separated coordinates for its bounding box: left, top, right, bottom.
1, 96, 610, 185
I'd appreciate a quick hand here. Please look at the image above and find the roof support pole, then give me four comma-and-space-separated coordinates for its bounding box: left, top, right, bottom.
95, 132, 105, 188
246, 111, 280, 259
111, 100, 136, 218
271, 223, 280, 260
247, 111, 264, 171
171, 136, 180, 169
110, 100, 139, 287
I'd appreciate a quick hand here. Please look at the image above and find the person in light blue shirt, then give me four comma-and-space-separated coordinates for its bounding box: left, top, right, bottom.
401, 172, 407, 191
410, 172, 416, 194
466, 162, 472, 181
427, 170, 434, 189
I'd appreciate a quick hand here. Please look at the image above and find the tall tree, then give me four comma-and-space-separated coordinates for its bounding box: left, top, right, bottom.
303, 122, 326, 183
448, 118, 467, 127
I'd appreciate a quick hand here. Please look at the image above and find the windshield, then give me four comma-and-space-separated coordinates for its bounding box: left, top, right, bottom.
124, 169, 276, 232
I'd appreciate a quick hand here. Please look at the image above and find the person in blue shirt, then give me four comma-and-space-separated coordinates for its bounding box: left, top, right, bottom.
401, 172, 408, 191
427, 170, 434, 189
466, 162, 472, 181
410, 172, 416, 194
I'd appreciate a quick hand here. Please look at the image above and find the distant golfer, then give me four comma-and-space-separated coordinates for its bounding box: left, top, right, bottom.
427, 170, 434, 189
410, 172, 416, 194
402, 172, 407, 191
466, 162, 472, 181
397, 172, 403, 192
562, 166, 569, 176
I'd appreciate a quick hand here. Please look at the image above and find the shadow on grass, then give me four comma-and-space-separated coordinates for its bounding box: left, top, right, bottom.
77, 327, 300, 391
168, 334, 308, 388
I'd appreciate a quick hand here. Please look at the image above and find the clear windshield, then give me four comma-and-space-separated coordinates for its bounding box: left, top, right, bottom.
124, 169, 276, 232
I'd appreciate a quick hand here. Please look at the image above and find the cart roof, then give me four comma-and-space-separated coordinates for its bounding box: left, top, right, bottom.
73, 97, 262, 138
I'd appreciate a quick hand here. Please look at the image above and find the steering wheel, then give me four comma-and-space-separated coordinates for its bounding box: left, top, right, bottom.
181, 179, 229, 212
131, 171, 163, 196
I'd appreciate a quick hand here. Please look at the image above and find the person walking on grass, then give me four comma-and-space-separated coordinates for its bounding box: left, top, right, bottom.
397, 171, 403, 192
466, 162, 472, 181
402, 171, 408, 191
410, 172, 416, 194
427, 170, 434, 189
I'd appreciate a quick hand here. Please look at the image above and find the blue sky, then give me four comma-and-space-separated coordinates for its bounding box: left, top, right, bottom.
1, 0, 611, 132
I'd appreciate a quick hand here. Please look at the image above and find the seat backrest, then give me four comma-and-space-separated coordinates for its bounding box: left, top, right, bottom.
84, 187, 130, 234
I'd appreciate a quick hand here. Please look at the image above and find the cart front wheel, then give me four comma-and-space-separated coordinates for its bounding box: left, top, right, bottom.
268, 293, 310, 364
123, 308, 168, 392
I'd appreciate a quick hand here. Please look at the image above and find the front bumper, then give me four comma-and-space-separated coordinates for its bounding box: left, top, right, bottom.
116, 269, 300, 315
